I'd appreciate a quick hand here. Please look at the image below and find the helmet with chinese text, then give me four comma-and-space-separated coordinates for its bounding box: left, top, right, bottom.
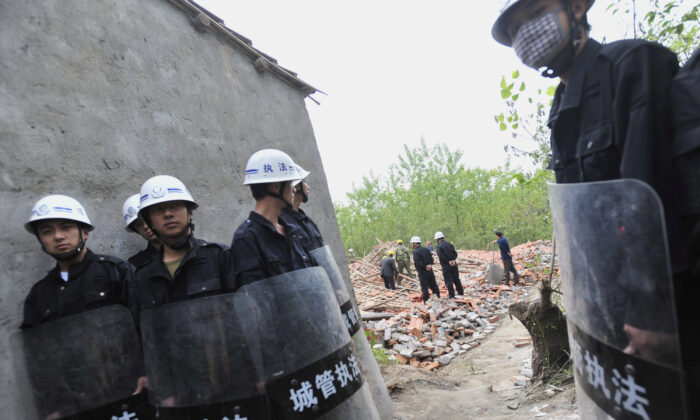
139, 293, 270, 419
548, 179, 687, 419
237, 266, 381, 419
11, 306, 155, 420
243, 149, 301, 185
309, 245, 394, 419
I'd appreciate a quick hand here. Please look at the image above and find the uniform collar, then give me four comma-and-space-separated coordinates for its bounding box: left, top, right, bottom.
249, 210, 299, 237
49, 248, 95, 281
154, 235, 201, 280
550, 39, 602, 117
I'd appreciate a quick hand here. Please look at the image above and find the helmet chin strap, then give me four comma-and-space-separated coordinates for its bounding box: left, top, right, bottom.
144, 213, 194, 250
541, 4, 583, 78
40, 231, 86, 262
266, 181, 294, 209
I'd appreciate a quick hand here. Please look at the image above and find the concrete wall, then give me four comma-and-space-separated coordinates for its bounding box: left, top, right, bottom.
0, 0, 347, 414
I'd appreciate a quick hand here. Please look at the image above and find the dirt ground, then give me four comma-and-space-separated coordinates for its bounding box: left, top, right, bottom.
381, 310, 579, 419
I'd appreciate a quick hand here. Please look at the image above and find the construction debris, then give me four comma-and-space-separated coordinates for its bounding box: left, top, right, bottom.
354, 239, 554, 371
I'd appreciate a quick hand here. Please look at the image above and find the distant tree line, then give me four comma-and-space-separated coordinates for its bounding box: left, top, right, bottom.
334, 140, 553, 256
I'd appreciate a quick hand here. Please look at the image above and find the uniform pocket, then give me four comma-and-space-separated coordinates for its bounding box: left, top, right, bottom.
577, 123, 620, 181
186, 277, 222, 297
83, 289, 111, 306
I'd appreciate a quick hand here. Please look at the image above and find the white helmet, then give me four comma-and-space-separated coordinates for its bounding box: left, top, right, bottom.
434, 231, 445, 240
122, 194, 141, 231
243, 149, 301, 185
25, 194, 94, 234
138, 175, 198, 218
410, 236, 421, 244
292, 165, 310, 187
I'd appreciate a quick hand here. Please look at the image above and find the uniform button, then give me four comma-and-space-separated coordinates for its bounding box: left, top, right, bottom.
59, 286, 65, 291
45, 309, 50, 314
99, 257, 105, 261
152, 299, 156, 304
587, 141, 593, 149
99, 292, 105, 296
201, 286, 207, 291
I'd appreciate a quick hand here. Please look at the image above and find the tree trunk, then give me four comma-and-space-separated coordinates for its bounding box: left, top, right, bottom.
509, 236, 569, 380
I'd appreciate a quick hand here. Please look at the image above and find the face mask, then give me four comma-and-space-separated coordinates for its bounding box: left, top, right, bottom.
513, 5, 570, 71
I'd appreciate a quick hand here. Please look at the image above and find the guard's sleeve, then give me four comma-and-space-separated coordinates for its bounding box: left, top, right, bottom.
219, 246, 236, 292
231, 231, 267, 289
412, 249, 424, 271
613, 45, 679, 332
20, 286, 38, 329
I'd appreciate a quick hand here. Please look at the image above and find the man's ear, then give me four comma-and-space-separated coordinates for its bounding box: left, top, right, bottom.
81, 227, 90, 242
570, 0, 588, 20
268, 182, 281, 194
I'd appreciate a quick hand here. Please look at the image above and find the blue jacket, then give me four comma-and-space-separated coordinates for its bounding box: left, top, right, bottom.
497, 237, 511, 260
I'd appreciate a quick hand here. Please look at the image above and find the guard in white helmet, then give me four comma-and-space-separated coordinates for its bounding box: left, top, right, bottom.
19, 194, 154, 419
280, 164, 324, 250
231, 149, 314, 288
410, 236, 440, 303
122, 194, 161, 269
132, 175, 233, 309
22, 194, 136, 328
434, 231, 463, 298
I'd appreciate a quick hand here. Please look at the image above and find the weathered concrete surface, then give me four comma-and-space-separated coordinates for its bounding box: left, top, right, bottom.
0, 0, 346, 414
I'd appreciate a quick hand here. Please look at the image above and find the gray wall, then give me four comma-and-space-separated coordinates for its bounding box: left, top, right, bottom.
0, 0, 347, 414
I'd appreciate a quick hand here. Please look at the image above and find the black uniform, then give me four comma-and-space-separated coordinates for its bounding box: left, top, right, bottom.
380, 256, 398, 290
549, 38, 700, 412
436, 240, 464, 297
21, 249, 135, 329
280, 207, 324, 250
231, 211, 315, 289
413, 245, 440, 302
127, 243, 159, 270
132, 236, 233, 310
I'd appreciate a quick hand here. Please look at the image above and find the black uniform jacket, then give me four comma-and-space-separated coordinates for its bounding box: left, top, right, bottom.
231, 211, 315, 289
412, 246, 434, 274
436, 241, 458, 268
280, 207, 324, 250
380, 257, 398, 278
549, 39, 685, 268
132, 236, 232, 310
21, 249, 134, 329
549, 38, 681, 332
127, 243, 159, 270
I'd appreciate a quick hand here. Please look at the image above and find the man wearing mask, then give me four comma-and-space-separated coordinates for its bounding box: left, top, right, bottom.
493, 0, 695, 416
231, 149, 314, 288
280, 164, 324, 251
435, 232, 464, 298
411, 236, 440, 303
132, 175, 232, 308
122, 193, 161, 270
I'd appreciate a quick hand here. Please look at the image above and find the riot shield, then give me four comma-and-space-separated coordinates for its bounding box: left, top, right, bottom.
139, 292, 269, 419
237, 266, 381, 419
310, 245, 394, 419
549, 180, 689, 419
11, 305, 153, 420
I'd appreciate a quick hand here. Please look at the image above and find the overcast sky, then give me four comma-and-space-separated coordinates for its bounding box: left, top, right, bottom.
196, 1, 637, 202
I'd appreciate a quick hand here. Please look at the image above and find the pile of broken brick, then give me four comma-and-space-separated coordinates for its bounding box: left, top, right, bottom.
358, 239, 555, 371
364, 283, 527, 370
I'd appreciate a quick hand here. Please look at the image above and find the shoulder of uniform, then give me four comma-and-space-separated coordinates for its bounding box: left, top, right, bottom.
600, 39, 675, 64
95, 254, 127, 265
196, 239, 229, 250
